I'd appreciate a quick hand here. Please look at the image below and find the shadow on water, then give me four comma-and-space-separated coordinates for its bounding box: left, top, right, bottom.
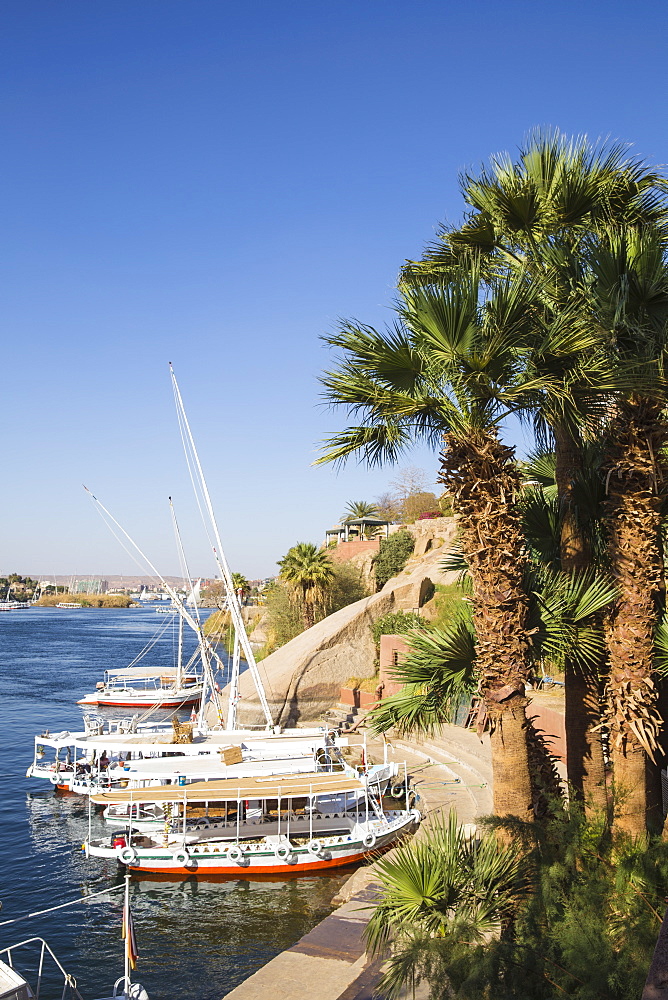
0, 608, 352, 999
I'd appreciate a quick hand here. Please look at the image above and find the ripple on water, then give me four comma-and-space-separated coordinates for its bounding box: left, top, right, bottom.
0, 608, 350, 999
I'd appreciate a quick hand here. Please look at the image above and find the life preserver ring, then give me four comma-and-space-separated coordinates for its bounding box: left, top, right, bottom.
307, 839, 322, 856
275, 843, 291, 860
49, 773, 63, 785
227, 845, 244, 863
363, 831, 377, 849
120, 846, 137, 864
174, 848, 190, 866
389, 782, 405, 799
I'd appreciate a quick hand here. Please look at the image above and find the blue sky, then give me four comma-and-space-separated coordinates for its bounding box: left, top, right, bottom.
1, 0, 666, 580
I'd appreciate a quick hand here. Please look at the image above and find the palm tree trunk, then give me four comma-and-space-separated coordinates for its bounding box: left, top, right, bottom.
553, 425, 607, 814
441, 430, 534, 822
603, 397, 666, 837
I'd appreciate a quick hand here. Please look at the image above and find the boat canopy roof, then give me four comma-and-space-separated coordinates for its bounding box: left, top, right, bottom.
91, 771, 366, 805
35, 731, 86, 749
66, 730, 347, 754
105, 753, 318, 780
105, 666, 183, 679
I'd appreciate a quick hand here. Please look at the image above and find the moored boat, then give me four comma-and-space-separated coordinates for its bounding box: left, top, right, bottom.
77, 665, 203, 709
84, 769, 419, 876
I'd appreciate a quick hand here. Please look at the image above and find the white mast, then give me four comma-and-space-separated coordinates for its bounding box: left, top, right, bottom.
227, 632, 241, 730
123, 873, 131, 991
170, 364, 273, 728
83, 486, 226, 723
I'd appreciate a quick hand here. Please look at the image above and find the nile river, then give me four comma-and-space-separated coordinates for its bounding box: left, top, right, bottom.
0, 607, 349, 999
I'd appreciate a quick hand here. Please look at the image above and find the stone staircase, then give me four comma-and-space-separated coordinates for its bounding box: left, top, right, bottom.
323, 703, 370, 731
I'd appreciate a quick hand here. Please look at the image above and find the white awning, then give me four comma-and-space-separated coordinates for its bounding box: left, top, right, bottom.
91, 771, 365, 805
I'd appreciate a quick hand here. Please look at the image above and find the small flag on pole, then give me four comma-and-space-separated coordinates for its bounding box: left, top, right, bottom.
122, 894, 139, 970
190, 706, 197, 723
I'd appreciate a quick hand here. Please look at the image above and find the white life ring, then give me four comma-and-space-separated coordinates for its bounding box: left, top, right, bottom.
120, 846, 137, 864
173, 848, 190, 866
227, 845, 244, 863
363, 831, 377, 849
49, 773, 63, 785
307, 839, 322, 856
275, 843, 291, 860
389, 782, 405, 799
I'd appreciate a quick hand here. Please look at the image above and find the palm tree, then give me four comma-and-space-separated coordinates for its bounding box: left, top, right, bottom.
365, 811, 531, 999
277, 543, 335, 629
340, 499, 381, 539
402, 131, 668, 815
340, 499, 379, 521
319, 270, 540, 822
231, 572, 250, 600
590, 230, 668, 834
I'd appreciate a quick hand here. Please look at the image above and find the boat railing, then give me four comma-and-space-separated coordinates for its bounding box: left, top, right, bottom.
0, 936, 85, 1000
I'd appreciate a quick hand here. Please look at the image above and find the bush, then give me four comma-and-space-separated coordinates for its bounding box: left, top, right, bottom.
372, 803, 668, 1000
373, 530, 415, 589
416, 511, 443, 520
263, 583, 304, 650
328, 561, 371, 612
371, 610, 424, 648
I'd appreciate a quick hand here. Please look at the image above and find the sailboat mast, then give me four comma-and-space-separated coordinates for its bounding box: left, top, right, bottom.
83, 488, 228, 684
176, 611, 184, 689
227, 631, 241, 730
124, 873, 131, 989
170, 364, 274, 728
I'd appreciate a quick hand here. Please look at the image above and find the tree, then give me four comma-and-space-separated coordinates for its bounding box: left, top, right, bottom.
366, 811, 531, 1000
592, 230, 668, 833
373, 530, 415, 589
277, 543, 335, 629
374, 490, 403, 523
231, 572, 251, 602
340, 499, 379, 521
403, 130, 668, 821
318, 270, 540, 822
401, 491, 440, 522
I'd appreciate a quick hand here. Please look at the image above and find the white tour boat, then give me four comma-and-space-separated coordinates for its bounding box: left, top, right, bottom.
84, 769, 420, 876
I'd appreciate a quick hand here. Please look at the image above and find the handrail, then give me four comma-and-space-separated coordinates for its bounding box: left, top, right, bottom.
0, 937, 85, 1000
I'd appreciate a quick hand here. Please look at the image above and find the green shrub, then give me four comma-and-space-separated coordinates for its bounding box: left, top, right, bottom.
328, 561, 371, 612
371, 610, 424, 648
263, 582, 304, 650
373, 530, 415, 589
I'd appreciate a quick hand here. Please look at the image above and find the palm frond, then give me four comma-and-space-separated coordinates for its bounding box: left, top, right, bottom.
368, 619, 476, 736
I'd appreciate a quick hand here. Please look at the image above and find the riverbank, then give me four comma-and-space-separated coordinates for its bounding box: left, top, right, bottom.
34, 594, 137, 608
222, 723, 492, 1000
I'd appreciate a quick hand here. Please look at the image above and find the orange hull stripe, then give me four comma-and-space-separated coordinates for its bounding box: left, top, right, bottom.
128, 851, 369, 875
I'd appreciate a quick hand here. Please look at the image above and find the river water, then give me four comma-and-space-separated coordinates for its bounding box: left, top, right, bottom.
0, 607, 349, 999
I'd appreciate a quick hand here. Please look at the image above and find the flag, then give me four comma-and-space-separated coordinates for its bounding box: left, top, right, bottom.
122, 897, 139, 970
190, 706, 197, 723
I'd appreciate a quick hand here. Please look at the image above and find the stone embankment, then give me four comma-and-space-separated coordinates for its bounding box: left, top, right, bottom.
222, 724, 492, 1000
220, 518, 457, 728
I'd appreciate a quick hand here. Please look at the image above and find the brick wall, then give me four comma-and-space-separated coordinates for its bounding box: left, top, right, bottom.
379, 634, 411, 697
328, 539, 380, 562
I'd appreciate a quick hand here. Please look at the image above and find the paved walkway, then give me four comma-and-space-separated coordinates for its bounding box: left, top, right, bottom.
221, 724, 492, 1000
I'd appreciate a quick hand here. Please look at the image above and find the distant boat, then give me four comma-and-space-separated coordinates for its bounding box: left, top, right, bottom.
0, 583, 31, 610
55, 602, 83, 609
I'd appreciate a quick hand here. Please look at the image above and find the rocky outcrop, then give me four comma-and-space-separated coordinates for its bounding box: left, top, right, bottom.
220, 517, 458, 727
